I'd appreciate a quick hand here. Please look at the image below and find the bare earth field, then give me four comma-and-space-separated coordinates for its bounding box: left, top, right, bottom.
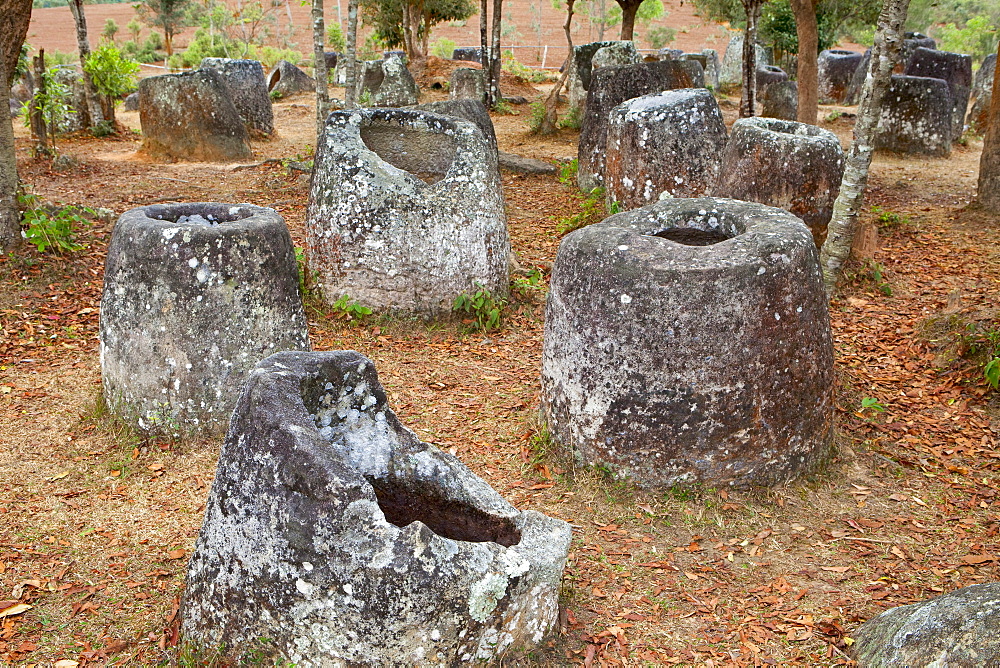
2, 78, 1000, 667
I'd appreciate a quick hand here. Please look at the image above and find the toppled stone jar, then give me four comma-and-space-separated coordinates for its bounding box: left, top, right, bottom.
100, 203, 310, 432
306, 108, 510, 313
540, 198, 834, 490
181, 350, 572, 664
714, 117, 845, 244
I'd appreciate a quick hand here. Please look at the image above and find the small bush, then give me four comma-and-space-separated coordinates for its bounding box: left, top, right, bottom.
646, 26, 676, 49
19, 192, 94, 254
327, 24, 346, 52
454, 284, 506, 332
527, 101, 546, 133
556, 187, 609, 235
558, 105, 582, 130
431, 38, 457, 59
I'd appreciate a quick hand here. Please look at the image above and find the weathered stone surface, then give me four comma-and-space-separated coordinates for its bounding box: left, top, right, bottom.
498, 151, 556, 175
851, 583, 1000, 668
844, 48, 871, 105
761, 80, 798, 120
413, 99, 496, 152
577, 60, 697, 192
901, 31, 937, 67
541, 197, 834, 489
99, 203, 309, 432
9, 98, 20, 119
592, 42, 641, 72
818, 49, 863, 103
970, 53, 996, 132
680, 49, 720, 89
357, 54, 420, 107
324, 51, 339, 70
904, 46, 972, 141
138, 69, 252, 162
449, 67, 485, 101
658, 48, 685, 61
604, 89, 727, 210
875, 74, 953, 157
566, 40, 639, 115
51, 64, 88, 131
719, 31, 771, 87
847, 36, 937, 106
306, 108, 509, 314
123, 91, 139, 112
181, 350, 571, 664
452, 46, 483, 63
200, 58, 274, 137
755, 65, 788, 95
714, 118, 845, 242
266, 60, 315, 97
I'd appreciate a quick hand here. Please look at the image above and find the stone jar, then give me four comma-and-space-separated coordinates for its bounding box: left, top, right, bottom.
818, 49, 864, 103
541, 198, 834, 490
875, 74, 954, 158
755, 65, 788, 95
969, 53, 996, 132
566, 40, 640, 115
714, 117, 845, 243
200, 58, 274, 137
904, 47, 973, 142
761, 80, 798, 120
449, 67, 485, 101
604, 89, 728, 210
181, 350, 571, 664
356, 54, 420, 107
99, 203, 310, 432
266, 60, 315, 97
306, 108, 510, 314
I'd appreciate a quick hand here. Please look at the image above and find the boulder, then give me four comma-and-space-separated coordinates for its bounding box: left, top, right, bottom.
200, 58, 274, 137
851, 583, 1000, 667
848, 35, 936, 105
51, 65, 88, 132
452, 46, 483, 63
680, 49, 720, 89
969, 53, 996, 132
577, 60, 698, 192
844, 49, 871, 105
566, 40, 640, 115
719, 31, 771, 87
138, 69, 252, 162
324, 51, 339, 70
901, 31, 937, 68
818, 49, 863, 103
591, 42, 641, 72
357, 54, 420, 107
266, 60, 315, 97
904, 46, 972, 141
658, 48, 685, 61
123, 91, 139, 112
306, 108, 509, 314
875, 74, 953, 157
99, 203, 310, 432
761, 80, 798, 120
540, 197, 834, 489
449, 67, 485, 101
714, 117, 845, 243
755, 65, 788, 95
181, 350, 572, 664
413, 99, 496, 152
604, 89, 728, 210
497, 152, 557, 175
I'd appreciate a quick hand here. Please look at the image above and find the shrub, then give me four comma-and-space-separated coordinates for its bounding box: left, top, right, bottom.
431, 38, 457, 58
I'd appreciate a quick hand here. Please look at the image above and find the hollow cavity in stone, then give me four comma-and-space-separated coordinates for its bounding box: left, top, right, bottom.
360, 118, 457, 184
651, 228, 731, 246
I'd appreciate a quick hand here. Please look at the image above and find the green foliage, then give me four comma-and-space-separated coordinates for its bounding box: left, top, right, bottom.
44, 50, 79, 66
501, 51, 550, 83
512, 267, 545, 299
327, 23, 347, 52
936, 15, 998, 64
558, 159, 578, 185
693, 0, 879, 48
331, 294, 372, 320
492, 97, 515, 114
127, 18, 143, 42
83, 43, 140, 99
860, 396, 885, 413
869, 261, 892, 296
431, 37, 457, 58
985, 357, 1000, 390
32, 0, 131, 7
103, 18, 120, 42
871, 205, 910, 233
908, 0, 1000, 45
21, 65, 74, 137
527, 101, 546, 133
453, 284, 506, 332
603, 0, 665, 32
558, 105, 582, 130
760, 0, 837, 57
91, 120, 115, 137
646, 25, 676, 49
360, 0, 476, 53
122, 38, 161, 64
135, 0, 193, 44
18, 193, 94, 254
556, 187, 609, 235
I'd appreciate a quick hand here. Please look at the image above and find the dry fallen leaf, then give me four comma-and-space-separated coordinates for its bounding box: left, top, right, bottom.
0, 603, 32, 618
167, 549, 186, 560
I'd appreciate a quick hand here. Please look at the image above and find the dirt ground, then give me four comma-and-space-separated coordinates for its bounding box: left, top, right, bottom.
2, 80, 1000, 667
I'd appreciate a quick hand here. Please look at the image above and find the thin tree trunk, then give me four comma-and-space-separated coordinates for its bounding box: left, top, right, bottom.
976, 40, 1000, 211
68, 0, 104, 128
312, 0, 328, 136
285, 0, 294, 37
489, 0, 502, 107
740, 0, 762, 118
30, 53, 50, 156
421, 10, 430, 57
1, 0, 33, 252
402, 3, 413, 59
619, 0, 639, 41
791, 0, 818, 124
344, 0, 359, 109
480, 0, 490, 107
539, 0, 575, 134
819, 0, 910, 294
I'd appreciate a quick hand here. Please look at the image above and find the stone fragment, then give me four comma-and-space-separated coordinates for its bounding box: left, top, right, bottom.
604, 89, 727, 210
818, 49, 863, 103
761, 80, 798, 120
714, 117, 845, 242
498, 151, 557, 175
123, 91, 139, 111
755, 65, 788, 95
99, 203, 309, 432
719, 31, 771, 87
851, 583, 1000, 668
451, 46, 483, 63
844, 48, 871, 105
9, 98, 20, 119
200, 58, 274, 137
356, 55, 420, 107
901, 31, 937, 67
324, 51, 339, 70
680, 49, 720, 89
541, 197, 834, 489
266, 60, 315, 97
875, 74, 953, 157
51, 65, 88, 131
904, 46, 972, 141
306, 108, 509, 314
969, 53, 996, 132
577, 59, 697, 192
181, 350, 571, 664
449, 67, 485, 101
138, 69, 252, 162
566, 40, 640, 115
413, 99, 496, 152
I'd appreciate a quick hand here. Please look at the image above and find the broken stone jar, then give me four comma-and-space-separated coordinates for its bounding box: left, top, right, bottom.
306, 107, 510, 314
99, 203, 310, 432
181, 350, 571, 664
541, 197, 834, 490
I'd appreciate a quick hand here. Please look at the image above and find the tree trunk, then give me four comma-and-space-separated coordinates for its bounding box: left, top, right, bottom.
790, 0, 818, 124
740, 0, 762, 118
164, 31, 173, 57
819, 0, 910, 294
401, 3, 413, 59
312, 0, 328, 135
539, 0, 575, 134
489, 0, 502, 107
480, 0, 490, 107
344, 0, 359, 109
421, 10, 430, 58
618, 0, 641, 41
1, 0, 33, 253
68, 0, 105, 128
977, 40, 1000, 211
30, 53, 50, 157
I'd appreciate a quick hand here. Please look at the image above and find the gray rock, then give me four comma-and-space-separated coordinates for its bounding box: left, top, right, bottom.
845, 48, 871, 105
904, 46, 972, 141
306, 108, 509, 314
180, 350, 571, 664
720, 31, 771, 87
755, 65, 788, 95
9, 98, 21, 119
901, 31, 937, 67
680, 49, 720, 89
266, 60, 315, 97
452, 46, 483, 63
848, 35, 936, 106
51, 65, 88, 132
657, 48, 685, 61
449, 67, 485, 101
969, 53, 996, 132
413, 99, 496, 152
714, 117, 845, 243
123, 91, 139, 112
540, 197, 834, 489
498, 151, 556, 175
818, 49, 863, 103
577, 60, 699, 192
851, 583, 1000, 668
99, 203, 310, 432
875, 74, 953, 157
357, 54, 419, 107
138, 69, 252, 162
566, 40, 639, 116
761, 80, 798, 120
200, 58, 274, 137
324, 51, 339, 70
604, 88, 728, 210
592, 42, 642, 72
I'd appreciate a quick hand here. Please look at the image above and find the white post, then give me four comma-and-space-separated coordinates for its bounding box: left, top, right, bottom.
542, 44, 548, 68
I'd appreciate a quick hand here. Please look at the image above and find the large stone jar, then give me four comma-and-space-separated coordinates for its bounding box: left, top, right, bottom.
181, 350, 572, 664
100, 203, 310, 432
540, 198, 834, 489
875, 74, 954, 157
306, 108, 510, 314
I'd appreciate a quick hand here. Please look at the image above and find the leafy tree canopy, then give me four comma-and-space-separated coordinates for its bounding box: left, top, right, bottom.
360, 0, 476, 51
